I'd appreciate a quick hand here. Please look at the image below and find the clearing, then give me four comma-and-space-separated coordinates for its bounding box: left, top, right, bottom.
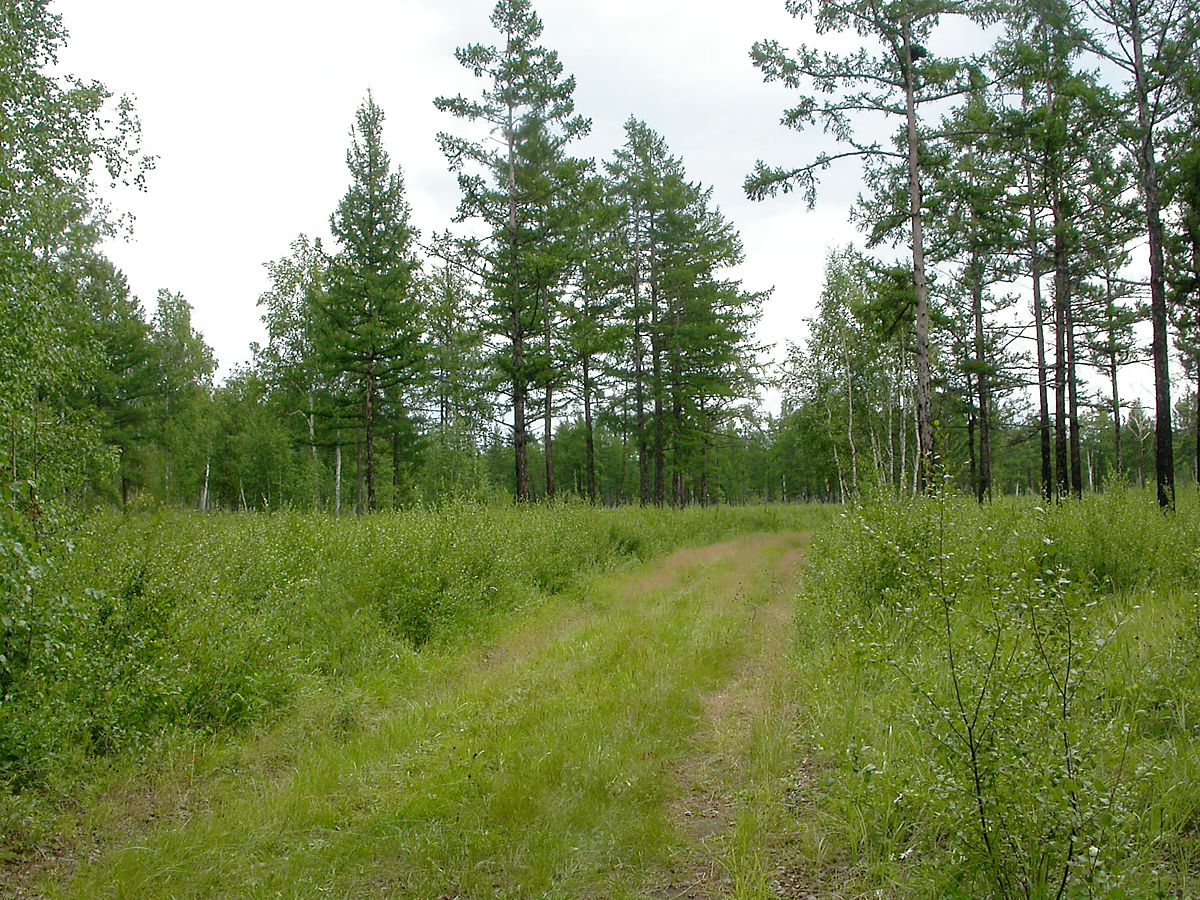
46, 530, 812, 898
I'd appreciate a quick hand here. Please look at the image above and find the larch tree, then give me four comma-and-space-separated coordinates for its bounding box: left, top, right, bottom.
1080, 0, 1200, 508
316, 93, 422, 514
435, 0, 590, 502
1166, 75, 1200, 482
923, 88, 1024, 502
747, 0, 985, 490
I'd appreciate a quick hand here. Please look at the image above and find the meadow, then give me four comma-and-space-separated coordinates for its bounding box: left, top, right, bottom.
785, 485, 1200, 897
2, 491, 1198, 897
0, 502, 820, 858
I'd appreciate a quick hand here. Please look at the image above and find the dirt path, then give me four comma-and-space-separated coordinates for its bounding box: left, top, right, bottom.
654, 535, 810, 899
53, 531, 811, 899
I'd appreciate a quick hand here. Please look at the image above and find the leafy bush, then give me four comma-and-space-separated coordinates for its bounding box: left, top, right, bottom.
802, 487, 1200, 896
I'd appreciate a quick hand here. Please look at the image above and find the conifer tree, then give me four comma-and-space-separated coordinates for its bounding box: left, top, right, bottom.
435, 0, 589, 501
1081, 0, 1200, 507
315, 94, 421, 513
748, 0, 985, 489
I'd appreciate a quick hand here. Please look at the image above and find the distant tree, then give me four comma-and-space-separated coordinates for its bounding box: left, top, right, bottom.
315, 94, 422, 513
77, 256, 160, 504
606, 119, 762, 506
416, 254, 495, 498
435, 0, 590, 501
747, 0, 984, 489
150, 290, 216, 508
255, 234, 328, 506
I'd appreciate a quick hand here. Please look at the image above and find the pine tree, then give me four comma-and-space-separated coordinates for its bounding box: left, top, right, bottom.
435, 0, 589, 502
1081, 0, 1200, 507
748, 0, 985, 489
315, 94, 422, 514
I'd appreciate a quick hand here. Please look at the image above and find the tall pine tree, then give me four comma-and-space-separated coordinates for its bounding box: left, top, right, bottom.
316, 94, 422, 513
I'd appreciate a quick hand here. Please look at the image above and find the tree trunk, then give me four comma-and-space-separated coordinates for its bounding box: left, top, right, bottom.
632, 210, 649, 506
1066, 289, 1083, 497
392, 429, 401, 505
583, 358, 597, 503
902, 20, 935, 490
967, 373, 977, 495
670, 291, 684, 509
1130, 11, 1175, 509
650, 242, 665, 506
334, 441, 342, 515
1025, 152, 1053, 501
507, 96, 530, 504
544, 306, 554, 500
513, 359, 529, 502
307, 391, 319, 509
199, 460, 210, 512
1052, 171, 1070, 501
355, 436, 365, 516
544, 382, 554, 500
844, 340, 858, 494
364, 360, 376, 512
1104, 273, 1123, 474
970, 242, 991, 502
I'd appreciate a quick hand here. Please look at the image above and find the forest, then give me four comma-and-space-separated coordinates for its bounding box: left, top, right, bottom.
3, 0, 1200, 896
3, 0, 1199, 514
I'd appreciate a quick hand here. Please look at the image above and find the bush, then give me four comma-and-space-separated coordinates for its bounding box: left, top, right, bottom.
803, 486, 1200, 896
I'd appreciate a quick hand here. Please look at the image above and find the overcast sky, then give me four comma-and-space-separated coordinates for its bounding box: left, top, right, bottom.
54, 0, 1158, 411
54, 0, 860, 379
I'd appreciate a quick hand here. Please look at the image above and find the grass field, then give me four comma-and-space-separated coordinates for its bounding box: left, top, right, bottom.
3, 491, 1198, 897
0, 502, 829, 896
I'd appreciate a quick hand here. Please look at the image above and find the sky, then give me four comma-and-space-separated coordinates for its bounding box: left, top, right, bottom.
53, 0, 1159, 410
54, 0, 857, 380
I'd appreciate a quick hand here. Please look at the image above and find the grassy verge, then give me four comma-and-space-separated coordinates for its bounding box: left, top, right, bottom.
779, 486, 1200, 896
0, 502, 830, 881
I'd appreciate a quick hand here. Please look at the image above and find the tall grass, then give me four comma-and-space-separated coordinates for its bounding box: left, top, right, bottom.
0, 501, 820, 849
794, 485, 1200, 896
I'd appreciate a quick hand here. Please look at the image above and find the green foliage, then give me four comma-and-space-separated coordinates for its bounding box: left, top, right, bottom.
800, 487, 1200, 895
0, 502, 817, 843
316, 94, 423, 512
0, 0, 152, 508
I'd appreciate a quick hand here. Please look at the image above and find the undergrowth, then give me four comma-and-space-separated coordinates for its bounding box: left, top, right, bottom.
0, 501, 818, 851
793, 485, 1200, 897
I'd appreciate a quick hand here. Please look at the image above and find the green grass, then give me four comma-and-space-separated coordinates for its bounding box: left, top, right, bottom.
47, 530, 818, 897
0, 502, 832, 893
777, 486, 1200, 897
12, 489, 1195, 897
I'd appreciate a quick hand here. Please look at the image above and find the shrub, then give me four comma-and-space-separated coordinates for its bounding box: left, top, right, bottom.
804, 487, 1200, 896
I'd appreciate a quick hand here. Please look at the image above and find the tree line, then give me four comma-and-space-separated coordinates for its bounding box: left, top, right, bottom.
749, 0, 1200, 508
3, 0, 1198, 515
